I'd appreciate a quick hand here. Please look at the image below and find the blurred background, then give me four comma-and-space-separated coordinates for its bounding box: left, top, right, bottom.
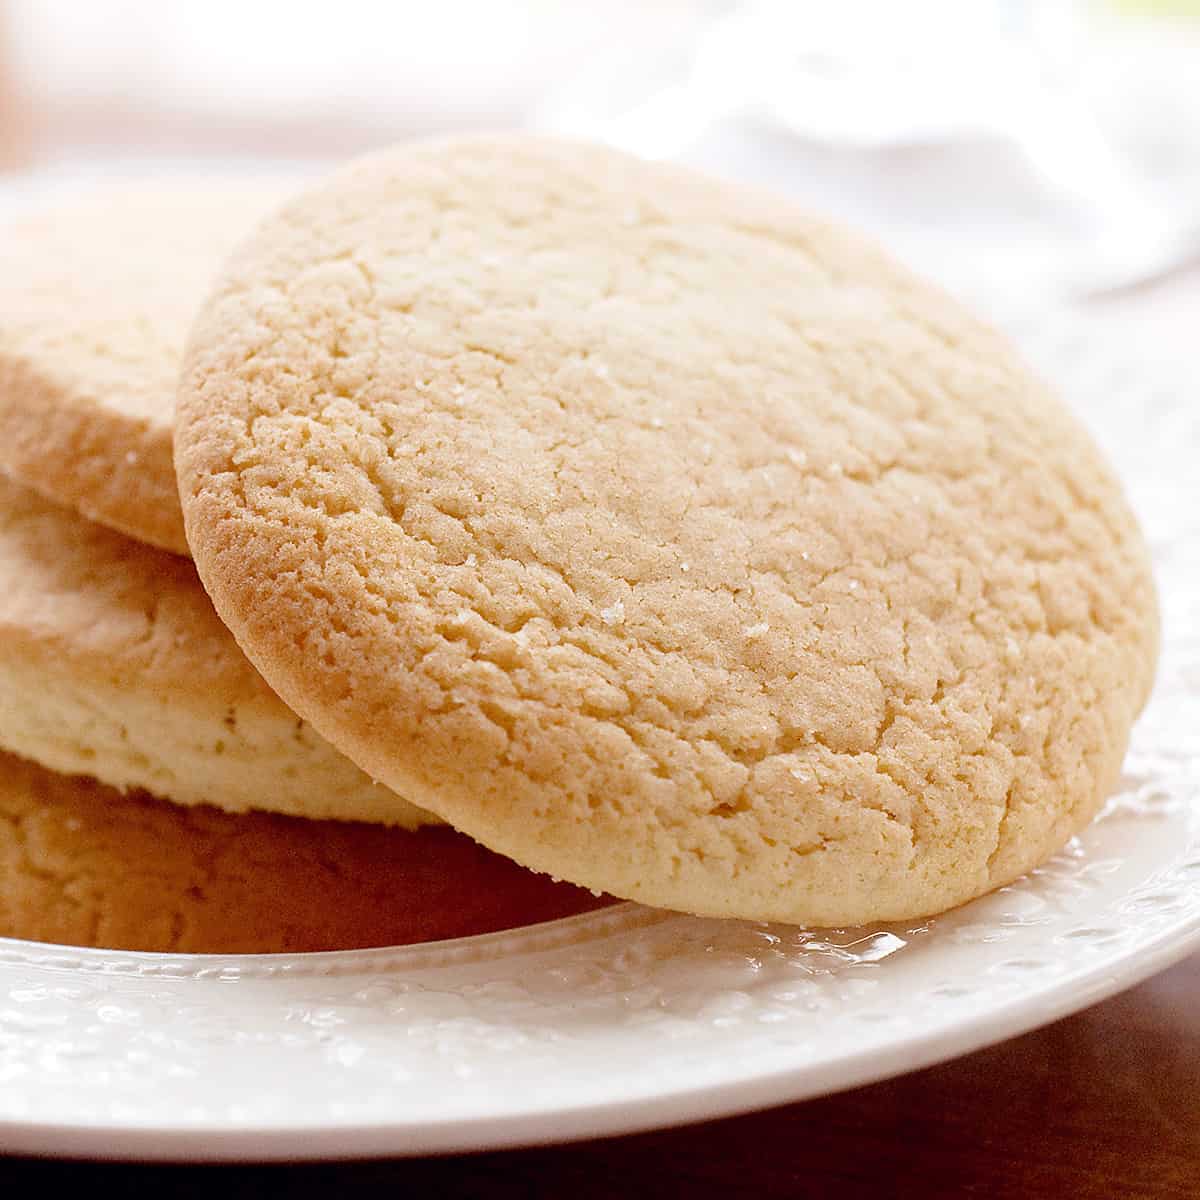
0, 0, 1198, 311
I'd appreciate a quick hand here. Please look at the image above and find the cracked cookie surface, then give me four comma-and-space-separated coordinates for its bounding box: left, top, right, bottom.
0, 750, 598, 954
0, 181, 286, 554
176, 135, 1159, 924
0, 476, 433, 827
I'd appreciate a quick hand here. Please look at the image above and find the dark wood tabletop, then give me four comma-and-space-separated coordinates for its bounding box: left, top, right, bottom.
2, 946, 1197, 1198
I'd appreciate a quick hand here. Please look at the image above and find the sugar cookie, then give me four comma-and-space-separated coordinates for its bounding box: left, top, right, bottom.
0, 750, 599, 954
0, 477, 433, 826
177, 136, 1158, 925
0, 181, 283, 553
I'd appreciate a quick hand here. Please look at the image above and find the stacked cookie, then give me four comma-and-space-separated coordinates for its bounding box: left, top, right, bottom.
2, 138, 1160, 952
0, 181, 599, 953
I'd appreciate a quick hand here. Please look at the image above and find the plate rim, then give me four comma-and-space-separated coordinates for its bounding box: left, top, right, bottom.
1, 904, 1197, 1162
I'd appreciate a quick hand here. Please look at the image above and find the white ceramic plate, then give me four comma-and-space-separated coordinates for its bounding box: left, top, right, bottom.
0, 298, 1196, 1162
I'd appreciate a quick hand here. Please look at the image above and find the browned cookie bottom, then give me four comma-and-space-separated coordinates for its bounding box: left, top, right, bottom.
0, 750, 608, 954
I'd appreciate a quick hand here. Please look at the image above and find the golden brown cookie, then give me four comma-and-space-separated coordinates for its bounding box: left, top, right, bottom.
176, 135, 1159, 926
0, 749, 603, 954
0, 180, 285, 554
0, 475, 434, 826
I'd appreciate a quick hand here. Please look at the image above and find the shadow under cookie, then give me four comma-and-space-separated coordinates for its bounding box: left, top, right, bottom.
0, 750, 607, 955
